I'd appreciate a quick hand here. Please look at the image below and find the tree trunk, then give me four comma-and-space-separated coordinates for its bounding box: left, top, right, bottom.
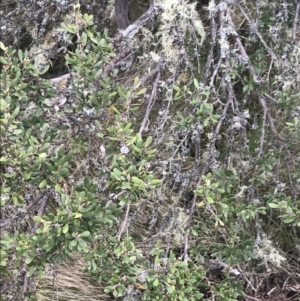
115, 0, 131, 29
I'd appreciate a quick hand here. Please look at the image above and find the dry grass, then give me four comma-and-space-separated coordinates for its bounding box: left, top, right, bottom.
36, 253, 110, 301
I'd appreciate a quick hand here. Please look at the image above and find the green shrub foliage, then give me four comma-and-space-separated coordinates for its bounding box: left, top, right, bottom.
1, 2, 300, 301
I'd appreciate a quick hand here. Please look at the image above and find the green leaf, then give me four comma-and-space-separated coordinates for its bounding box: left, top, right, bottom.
55, 184, 62, 193
282, 217, 295, 224
268, 203, 280, 208
63, 224, 69, 234
194, 78, 199, 89
0, 99, 8, 110
39, 153, 47, 159
33, 216, 43, 223
132, 177, 142, 185
27, 268, 36, 277
13, 129, 22, 135
104, 286, 114, 293
81, 32, 87, 46
39, 180, 47, 189
134, 77, 139, 88
206, 196, 214, 203
80, 231, 90, 238
153, 278, 159, 287
176, 261, 187, 268
25, 257, 33, 264
184, 286, 193, 293
40, 65, 50, 75
144, 136, 153, 147
0, 41, 6, 51
11, 106, 20, 118
118, 86, 127, 98
18, 49, 23, 61
0, 56, 9, 64
150, 179, 161, 185
136, 87, 147, 95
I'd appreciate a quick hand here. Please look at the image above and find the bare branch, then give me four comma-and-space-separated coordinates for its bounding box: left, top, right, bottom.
236, 3, 277, 60
102, 47, 132, 77
139, 61, 163, 133
116, 200, 131, 241
258, 94, 285, 142
293, 1, 300, 44
113, 5, 161, 44
30, 192, 51, 234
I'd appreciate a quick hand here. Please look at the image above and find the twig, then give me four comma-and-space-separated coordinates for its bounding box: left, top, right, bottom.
263, 93, 278, 104
244, 295, 260, 301
182, 232, 190, 262
257, 103, 267, 158
105, 190, 127, 208
48, 73, 75, 85
0, 190, 49, 229
102, 47, 132, 76
188, 98, 232, 225
258, 95, 285, 142
236, 3, 277, 60
292, 1, 300, 44
116, 200, 131, 241
30, 192, 50, 234
134, 64, 161, 91
139, 62, 162, 133
113, 5, 161, 44
202, 15, 218, 85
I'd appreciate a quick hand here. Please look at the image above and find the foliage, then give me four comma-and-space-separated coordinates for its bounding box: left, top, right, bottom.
1, 1, 300, 301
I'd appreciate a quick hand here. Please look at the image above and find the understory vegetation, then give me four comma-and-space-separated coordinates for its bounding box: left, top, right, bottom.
0, 0, 300, 300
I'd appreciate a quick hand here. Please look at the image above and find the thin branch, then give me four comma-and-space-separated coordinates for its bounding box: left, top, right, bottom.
182, 232, 190, 262
236, 3, 277, 60
264, 93, 278, 104
134, 64, 161, 91
102, 47, 132, 76
0, 190, 49, 229
188, 98, 232, 225
48, 73, 75, 85
258, 95, 285, 142
139, 62, 162, 133
113, 5, 161, 44
201, 14, 218, 85
257, 103, 267, 158
116, 200, 131, 241
292, 1, 300, 44
30, 191, 51, 234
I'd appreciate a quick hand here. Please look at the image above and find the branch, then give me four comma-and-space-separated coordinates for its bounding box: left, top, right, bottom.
292, 1, 300, 44
188, 99, 232, 225
139, 61, 163, 133
113, 4, 162, 44
201, 14, 218, 85
116, 200, 131, 241
30, 191, 51, 234
102, 47, 132, 77
208, 259, 241, 276
0, 190, 50, 229
134, 64, 161, 91
182, 232, 190, 262
258, 94, 285, 143
236, 3, 277, 60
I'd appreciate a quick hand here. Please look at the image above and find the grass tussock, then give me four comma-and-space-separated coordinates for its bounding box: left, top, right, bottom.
36, 254, 109, 301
